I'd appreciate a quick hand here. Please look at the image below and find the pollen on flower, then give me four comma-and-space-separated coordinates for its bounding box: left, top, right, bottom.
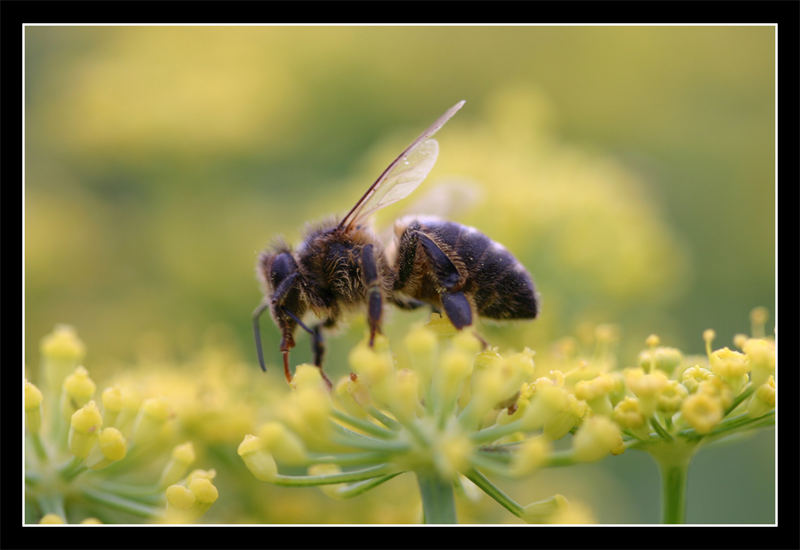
624, 368, 668, 416
188, 477, 219, 505
680, 391, 723, 434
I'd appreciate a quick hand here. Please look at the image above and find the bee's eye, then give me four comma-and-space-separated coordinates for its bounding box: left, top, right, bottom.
270, 252, 296, 286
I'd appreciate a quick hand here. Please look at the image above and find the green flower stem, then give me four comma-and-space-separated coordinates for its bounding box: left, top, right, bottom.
30, 433, 48, 462
679, 411, 774, 441
415, 470, 457, 524
330, 424, 410, 452
368, 407, 402, 430
36, 493, 65, 518
306, 451, 392, 466
658, 459, 689, 524
94, 481, 162, 503
81, 487, 160, 518
469, 453, 512, 476
58, 456, 85, 480
650, 418, 673, 441
465, 468, 524, 518
333, 472, 403, 499
331, 409, 397, 438
469, 419, 524, 445
725, 384, 754, 416
273, 463, 396, 487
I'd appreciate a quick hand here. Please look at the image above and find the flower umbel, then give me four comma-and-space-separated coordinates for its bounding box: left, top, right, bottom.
25, 326, 218, 524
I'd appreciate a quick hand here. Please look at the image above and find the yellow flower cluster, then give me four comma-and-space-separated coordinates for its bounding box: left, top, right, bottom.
25, 326, 218, 524
238, 308, 775, 524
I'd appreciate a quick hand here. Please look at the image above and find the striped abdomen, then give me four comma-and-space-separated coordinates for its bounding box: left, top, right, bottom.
392, 216, 539, 320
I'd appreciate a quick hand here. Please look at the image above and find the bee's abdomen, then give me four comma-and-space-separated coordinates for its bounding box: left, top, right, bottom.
422, 219, 539, 320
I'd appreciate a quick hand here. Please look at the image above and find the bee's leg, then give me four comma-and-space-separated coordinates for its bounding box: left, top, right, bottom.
361, 244, 383, 347
310, 320, 335, 390
388, 295, 425, 310
440, 291, 473, 330
413, 231, 473, 330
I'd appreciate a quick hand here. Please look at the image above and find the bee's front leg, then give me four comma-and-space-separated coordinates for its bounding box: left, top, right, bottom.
361, 244, 383, 347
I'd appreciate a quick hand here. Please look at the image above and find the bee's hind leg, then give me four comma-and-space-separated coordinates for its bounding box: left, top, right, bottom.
310, 320, 335, 390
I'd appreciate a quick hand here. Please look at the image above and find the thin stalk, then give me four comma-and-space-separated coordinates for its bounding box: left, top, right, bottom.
331, 409, 397, 439
81, 487, 160, 518
470, 419, 524, 445
306, 451, 392, 466
30, 433, 48, 462
725, 384, 754, 416
333, 472, 403, 499
272, 464, 395, 487
465, 468, 524, 518
415, 470, 457, 524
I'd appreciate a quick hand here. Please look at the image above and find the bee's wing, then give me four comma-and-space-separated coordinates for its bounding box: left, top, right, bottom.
338, 100, 465, 231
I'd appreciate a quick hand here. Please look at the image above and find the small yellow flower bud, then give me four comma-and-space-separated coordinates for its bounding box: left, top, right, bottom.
747, 376, 775, 418
709, 347, 749, 378
639, 347, 683, 375
80, 517, 102, 524
646, 334, 660, 348
131, 397, 171, 443
509, 435, 552, 476
41, 325, 86, 390
657, 380, 689, 414
385, 368, 421, 421
613, 396, 647, 431
69, 401, 102, 458
625, 368, 668, 416
97, 427, 127, 461
405, 324, 438, 356
453, 330, 482, 355
681, 365, 712, 393
25, 380, 43, 434
703, 329, 716, 344
333, 374, 371, 418
681, 391, 723, 434
574, 374, 615, 416
39, 513, 66, 524
63, 366, 96, 408
166, 484, 195, 510
573, 416, 624, 462
237, 434, 278, 482
743, 338, 775, 387
159, 442, 196, 488
291, 363, 326, 391
259, 422, 308, 466
101, 386, 123, 426
188, 477, 219, 505
349, 344, 392, 386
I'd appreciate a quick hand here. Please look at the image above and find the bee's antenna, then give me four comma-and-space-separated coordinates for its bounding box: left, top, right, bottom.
252, 301, 270, 372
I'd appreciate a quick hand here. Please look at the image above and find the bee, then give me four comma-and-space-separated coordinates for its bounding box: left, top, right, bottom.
253, 100, 539, 387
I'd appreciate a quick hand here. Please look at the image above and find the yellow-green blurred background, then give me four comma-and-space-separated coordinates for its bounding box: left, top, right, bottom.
24, 26, 775, 524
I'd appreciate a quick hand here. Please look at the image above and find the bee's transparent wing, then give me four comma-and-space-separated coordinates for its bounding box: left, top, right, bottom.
338, 100, 465, 230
